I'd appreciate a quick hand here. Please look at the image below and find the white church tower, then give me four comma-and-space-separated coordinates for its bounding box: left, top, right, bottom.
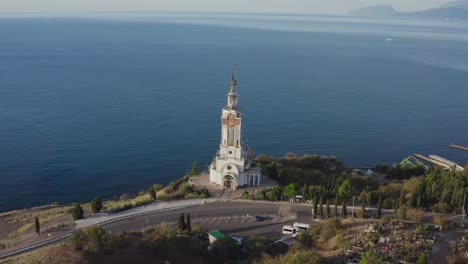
209, 67, 262, 190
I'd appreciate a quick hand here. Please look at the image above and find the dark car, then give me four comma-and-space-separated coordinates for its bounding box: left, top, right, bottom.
255, 215, 265, 221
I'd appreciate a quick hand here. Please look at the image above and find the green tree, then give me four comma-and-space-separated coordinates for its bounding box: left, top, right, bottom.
319, 196, 324, 219
325, 200, 330, 219
334, 194, 339, 217
342, 201, 347, 218
313, 195, 318, 219
245, 236, 272, 259
417, 193, 422, 208
296, 232, 313, 247
178, 213, 186, 230
360, 250, 382, 264
302, 184, 309, 201
72, 204, 84, 220
360, 201, 366, 218
399, 189, 406, 208
186, 213, 191, 232
212, 237, 241, 263
149, 187, 157, 201
34, 216, 40, 234
69, 226, 122, 254
338, 179, 352, 200
283, 183, 300, 200
377, 195, 382, 219
417, 253, 428, 264
397, 205, 407, 220
190, 160, 199, 176
83, 226, 107, 254
91, 197, 103, 214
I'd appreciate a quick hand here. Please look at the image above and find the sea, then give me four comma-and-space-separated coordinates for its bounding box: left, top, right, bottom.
0, 13, 467, 212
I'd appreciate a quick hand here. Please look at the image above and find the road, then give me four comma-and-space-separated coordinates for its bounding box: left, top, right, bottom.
103, 201, 308, 238
1, 198, 464, 260
0, 199, 304, 259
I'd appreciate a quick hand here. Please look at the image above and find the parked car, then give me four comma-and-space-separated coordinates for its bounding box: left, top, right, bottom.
255, 215, 265, 221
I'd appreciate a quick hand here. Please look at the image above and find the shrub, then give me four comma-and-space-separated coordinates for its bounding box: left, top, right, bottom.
382, 215, 392, 224
91, 197, 103, 214
0, 243, 6, 250
111, 203, 133, 213
396, 205, 407, 219
241, 191, 250, 199
72, 204, 84, 220
245, 236, 272, 259
406, 208, 424, 222
433, 214, 449, 227
382, 198, 394, 209
296, 232, 313, 247
70, 226, 123, 254
212, 237, 242, 263
119, 194, 129, 201
360, 250, 382, 264
152, 184, 164, 192
432, 202, 452, 214
135, 199, 153, 207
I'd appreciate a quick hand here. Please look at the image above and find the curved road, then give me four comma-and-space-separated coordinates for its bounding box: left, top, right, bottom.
1, 199, 464, 260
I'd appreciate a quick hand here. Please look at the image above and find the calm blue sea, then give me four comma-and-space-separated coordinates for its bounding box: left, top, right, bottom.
0, 13, 467, 212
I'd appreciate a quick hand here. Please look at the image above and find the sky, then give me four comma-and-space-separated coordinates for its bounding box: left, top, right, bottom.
0, 0, 452, 14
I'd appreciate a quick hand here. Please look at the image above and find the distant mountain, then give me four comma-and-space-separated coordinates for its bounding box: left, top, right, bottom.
349, 5, 399, 17
440, 0, 468, 9
350, 0, 468, 20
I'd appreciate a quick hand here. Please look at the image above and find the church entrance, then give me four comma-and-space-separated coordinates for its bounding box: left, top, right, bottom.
223, 175, 234, 189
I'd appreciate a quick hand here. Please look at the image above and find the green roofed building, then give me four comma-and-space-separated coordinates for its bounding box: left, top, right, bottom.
400, 155, 425, 167
208, 229, 230, 244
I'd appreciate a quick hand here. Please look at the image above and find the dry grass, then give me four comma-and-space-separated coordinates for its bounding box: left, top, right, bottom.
3, 206, 75, 239
103, 193, 152, 211
0, 242, 85, 264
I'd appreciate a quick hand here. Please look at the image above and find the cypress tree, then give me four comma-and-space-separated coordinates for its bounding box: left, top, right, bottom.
302, 184, 309, 201
35, 216, 40, 234
417, 193, 422, 208
342, 201, 347, 218
326, 200, 330, 219
399, 189, 406, 208
178, 213, 184, 230
149, 187, 157, 201
334, 194, 339, 217
313, 196, 318, 219
187, 213, 191, 232
190, 161, 199, 176
360, 201, 366, 218
377, 195, 382, 219
181, 213, 186, 230
319, 196, 324, 219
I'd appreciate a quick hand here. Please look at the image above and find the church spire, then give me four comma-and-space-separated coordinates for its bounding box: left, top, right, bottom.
230, 64, 237, 89
227, 65, 238, 110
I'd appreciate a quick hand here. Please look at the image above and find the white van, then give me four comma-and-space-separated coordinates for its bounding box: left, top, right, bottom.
293, 222, 310, 232
282, 225, 297, 235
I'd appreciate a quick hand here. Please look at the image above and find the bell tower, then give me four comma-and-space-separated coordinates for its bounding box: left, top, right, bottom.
220, 66, 243, 160
209, 66, 261, 190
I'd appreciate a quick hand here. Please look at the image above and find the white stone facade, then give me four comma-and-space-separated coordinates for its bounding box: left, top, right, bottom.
209, 69, 261, 190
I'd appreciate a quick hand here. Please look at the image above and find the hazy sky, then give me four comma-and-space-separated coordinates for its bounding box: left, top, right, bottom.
0, 0, 451, 14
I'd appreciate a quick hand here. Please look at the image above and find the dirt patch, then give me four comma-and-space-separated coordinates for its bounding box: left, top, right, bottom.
0, 243, 85, 264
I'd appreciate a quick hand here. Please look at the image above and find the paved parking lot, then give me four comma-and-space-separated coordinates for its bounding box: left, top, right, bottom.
104, 201, 308, 238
